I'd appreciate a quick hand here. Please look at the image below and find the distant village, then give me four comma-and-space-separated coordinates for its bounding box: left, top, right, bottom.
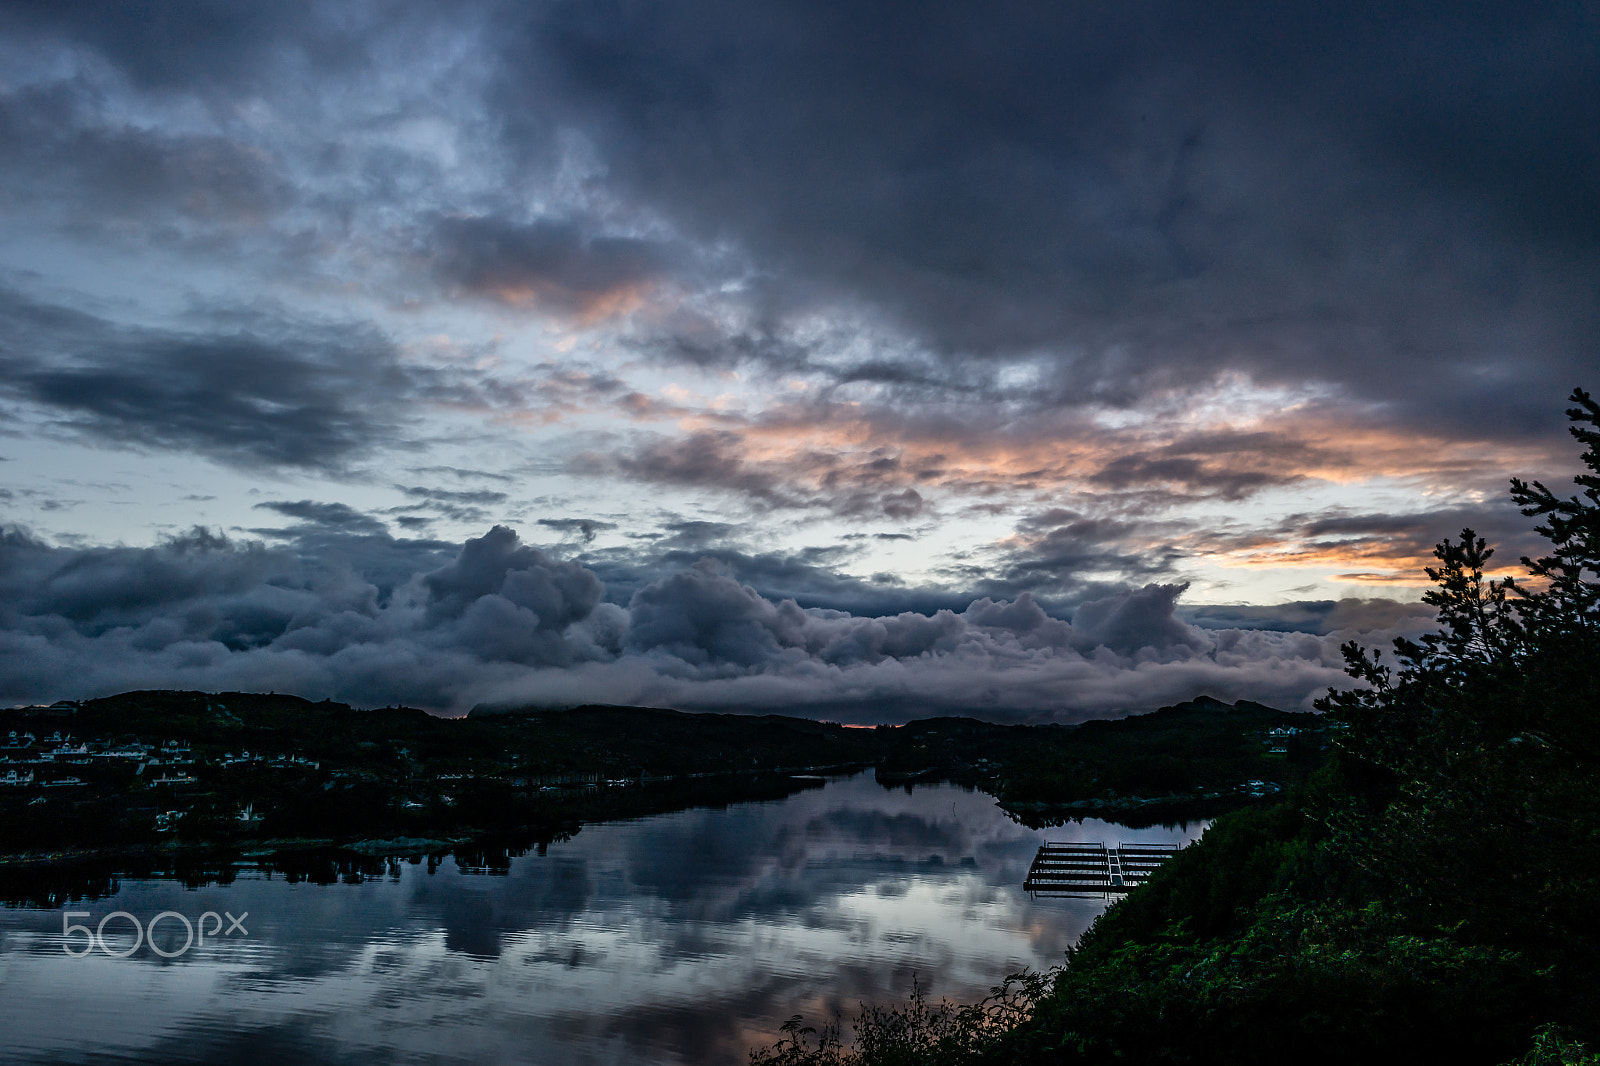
0, 693, 872, 857
0, 700, 640, 808
2, 700, 332, 832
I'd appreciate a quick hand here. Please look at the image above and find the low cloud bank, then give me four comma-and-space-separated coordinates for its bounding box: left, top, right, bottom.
0, 525, 1434, 720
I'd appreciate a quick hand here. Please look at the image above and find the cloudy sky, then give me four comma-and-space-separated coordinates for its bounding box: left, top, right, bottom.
1, 1, 1594, 717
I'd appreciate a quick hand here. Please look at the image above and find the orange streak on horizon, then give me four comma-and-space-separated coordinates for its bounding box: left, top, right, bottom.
1199, 536, 1527, 587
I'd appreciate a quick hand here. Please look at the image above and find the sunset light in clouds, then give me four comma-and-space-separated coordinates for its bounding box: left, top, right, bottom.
0, 2, 1593, 718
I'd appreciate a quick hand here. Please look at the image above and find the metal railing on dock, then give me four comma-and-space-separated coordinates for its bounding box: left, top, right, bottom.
1023, 841, 1182, 896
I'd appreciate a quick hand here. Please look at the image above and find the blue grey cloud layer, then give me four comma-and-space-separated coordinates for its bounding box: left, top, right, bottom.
0, 1, 1588, 714
0, 523, 1431, 717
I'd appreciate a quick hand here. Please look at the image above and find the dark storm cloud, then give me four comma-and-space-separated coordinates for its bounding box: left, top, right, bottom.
255, 500, 389, 536
408, 466, 515, 484
619, 559, 1179, 672
0, 524, 620, 708
0, 2, 369, 93
505, 0, 1598, 439
612, 432, 790, 504
7, 1, 1590, 447
0, 1, 513, 288
0, 522, 1429, 717
653, 520, 740, 548
1288, 505, 1534, 557
0, 526, 389, 682
1088, 455, 1300, 501
0, 288, 416, 470
422, 526, 603, 628
972, 509, 1185, 606
1071, 583, 1210, 656
584, 545, 971, 619
603, 430, 930, 519
537, 517, 617, 543
429, 215, 681, 316
264, 526, 456, 605
400, 486, 511, 506
390, 485, 513, 525
0, 4, 1582, 719
0, 82, 291, 226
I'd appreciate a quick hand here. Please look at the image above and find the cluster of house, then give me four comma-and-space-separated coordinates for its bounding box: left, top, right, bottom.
1264, 725, 1303, 755
218, 750, 320, 770
3, 729, 178, 760
2, 730, 159, 788
0, 731, 317, 790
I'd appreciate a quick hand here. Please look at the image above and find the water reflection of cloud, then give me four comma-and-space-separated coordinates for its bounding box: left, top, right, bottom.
805, 807, 973, 852
0, 774, 1201, 1065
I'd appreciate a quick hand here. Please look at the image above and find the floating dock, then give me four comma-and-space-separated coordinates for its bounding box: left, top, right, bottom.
1023, 841, 1182, 896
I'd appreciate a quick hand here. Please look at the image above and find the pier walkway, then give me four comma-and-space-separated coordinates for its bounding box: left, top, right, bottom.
1023, 841, 1182, 896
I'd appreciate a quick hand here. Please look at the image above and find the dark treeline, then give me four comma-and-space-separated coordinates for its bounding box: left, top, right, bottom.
1, 689, 1323, 896
753, 389, 1600, 1066
879, 698, 1325, 828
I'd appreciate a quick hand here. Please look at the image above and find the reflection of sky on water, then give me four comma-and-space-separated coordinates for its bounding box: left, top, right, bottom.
0, 774, 1203, 1065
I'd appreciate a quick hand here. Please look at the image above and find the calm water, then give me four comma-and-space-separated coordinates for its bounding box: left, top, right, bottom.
0, 773, 1202, 1065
